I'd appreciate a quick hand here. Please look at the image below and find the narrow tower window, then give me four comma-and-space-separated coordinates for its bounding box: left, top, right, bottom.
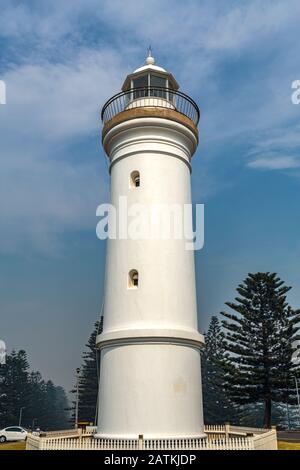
130, 171, 140, 188
128, 270, 139, 289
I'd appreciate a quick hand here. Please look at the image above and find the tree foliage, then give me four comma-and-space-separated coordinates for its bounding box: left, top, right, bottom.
220, 272, 300, 428
201, 316, 240, 424
71, 318, 103, 425
0, 350, 70, 430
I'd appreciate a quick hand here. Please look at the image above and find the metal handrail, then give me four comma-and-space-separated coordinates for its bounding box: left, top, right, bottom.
101, 87, 200, 125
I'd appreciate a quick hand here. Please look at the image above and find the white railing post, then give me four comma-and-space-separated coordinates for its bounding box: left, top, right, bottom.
225, 422, 230, 440
138, 434, 144, 450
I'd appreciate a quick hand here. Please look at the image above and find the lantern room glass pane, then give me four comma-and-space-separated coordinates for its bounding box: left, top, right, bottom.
150, 75, 167, 98
150, 75, 166, 88
133, 75, 148, 98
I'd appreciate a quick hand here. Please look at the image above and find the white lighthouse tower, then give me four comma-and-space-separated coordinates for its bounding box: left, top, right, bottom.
96, 51, 205, 441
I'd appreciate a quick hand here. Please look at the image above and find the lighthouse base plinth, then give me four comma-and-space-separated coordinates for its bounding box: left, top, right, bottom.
96, 340, 205, 440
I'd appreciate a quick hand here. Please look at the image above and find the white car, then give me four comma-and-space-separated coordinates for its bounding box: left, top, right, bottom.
0, 426, 28, 443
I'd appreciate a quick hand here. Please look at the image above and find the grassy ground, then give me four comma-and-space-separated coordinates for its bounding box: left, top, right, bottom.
0, 441, 26, 450
278, 441, 300, 450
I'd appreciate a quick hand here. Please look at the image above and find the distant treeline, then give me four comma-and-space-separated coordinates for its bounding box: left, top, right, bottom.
2, 271, 299, 431
0, 350, 70, 431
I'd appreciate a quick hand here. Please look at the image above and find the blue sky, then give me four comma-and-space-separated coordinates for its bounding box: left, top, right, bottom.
0, 0, 300, 391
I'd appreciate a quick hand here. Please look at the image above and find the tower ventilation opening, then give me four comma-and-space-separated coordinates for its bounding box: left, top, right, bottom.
128, 270, 139, 288
130, 171, 140, 188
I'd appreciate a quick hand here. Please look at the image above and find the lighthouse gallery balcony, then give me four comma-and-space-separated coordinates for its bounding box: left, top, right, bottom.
101, 86, 200, 127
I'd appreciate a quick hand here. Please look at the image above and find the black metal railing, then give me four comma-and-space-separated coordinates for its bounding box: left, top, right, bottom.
101, 87, 200, 125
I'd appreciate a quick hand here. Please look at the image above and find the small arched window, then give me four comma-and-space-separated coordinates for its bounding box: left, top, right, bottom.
128, 270, 139, 289
130, 171, 140, 188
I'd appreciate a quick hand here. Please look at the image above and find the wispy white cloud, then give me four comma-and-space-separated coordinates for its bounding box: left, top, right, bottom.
2, 49, 125, 140
246, 125, 300, 172
1, 0, 300, 254
247, 155, 300, 170
0, 49, 129, 255
248, 127, 300, 155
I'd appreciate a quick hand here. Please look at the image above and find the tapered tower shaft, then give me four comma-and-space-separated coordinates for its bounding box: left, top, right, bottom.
96, 54, 205, 439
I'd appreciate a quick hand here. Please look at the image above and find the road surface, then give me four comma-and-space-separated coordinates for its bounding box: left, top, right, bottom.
278, 431, 300, 442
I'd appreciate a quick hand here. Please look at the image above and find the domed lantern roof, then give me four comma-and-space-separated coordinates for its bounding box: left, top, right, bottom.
122, 48, 179, 92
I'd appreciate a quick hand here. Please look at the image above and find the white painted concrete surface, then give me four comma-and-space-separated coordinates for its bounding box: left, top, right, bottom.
96, 63, 204, 439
